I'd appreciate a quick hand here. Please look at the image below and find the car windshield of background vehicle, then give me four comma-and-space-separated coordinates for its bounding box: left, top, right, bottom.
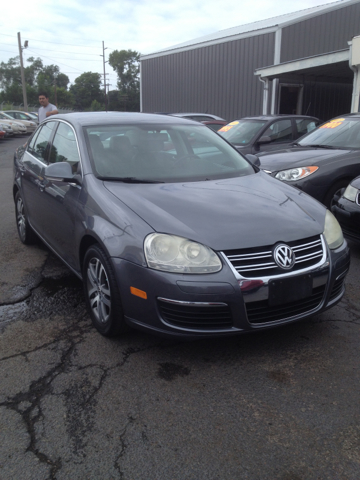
0, 112, 13, 120
218, 120, 267, 144
84, 124, 255, 182
299, 117, 360, 149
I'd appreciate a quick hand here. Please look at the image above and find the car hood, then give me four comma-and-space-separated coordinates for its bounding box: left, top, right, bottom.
258, 147, 351, 172
104, 172, 326, 251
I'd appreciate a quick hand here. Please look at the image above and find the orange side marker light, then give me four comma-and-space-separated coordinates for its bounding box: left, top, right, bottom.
130, 287, 147, 299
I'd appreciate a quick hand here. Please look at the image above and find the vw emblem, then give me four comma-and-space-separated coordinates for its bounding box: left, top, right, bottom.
273, 244, 295, 270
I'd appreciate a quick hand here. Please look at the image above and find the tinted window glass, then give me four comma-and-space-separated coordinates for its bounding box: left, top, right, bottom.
16, 112, 31, 120
49, 123, 80, 172
295, 118, 317, 138
299, 117, 360, 149
263, 119, 292, 143
85, 124, 254, 182
27, 122, 56, 162
218, 120, 267, 144
187, 115, 214, 122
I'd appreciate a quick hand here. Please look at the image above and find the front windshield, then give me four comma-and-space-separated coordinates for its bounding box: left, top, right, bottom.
84, 124, 255, 182
0, 112, 12, 119
218, 120, 267, 145
298, 117, 360, 149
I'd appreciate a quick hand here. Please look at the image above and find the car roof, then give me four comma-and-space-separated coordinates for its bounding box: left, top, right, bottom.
230, 114, 319, 121
334, 113, 360, 119
45, 111, 207, 127
170, 113, 225, 120
2, 110, 32, 114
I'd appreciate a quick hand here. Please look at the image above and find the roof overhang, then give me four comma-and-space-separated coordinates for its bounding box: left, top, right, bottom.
255, 49, 352, 83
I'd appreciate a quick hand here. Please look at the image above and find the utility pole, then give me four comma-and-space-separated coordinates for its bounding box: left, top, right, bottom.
54, 75, 57, 106
100, 41, 108, 110
17, 32, 28, 112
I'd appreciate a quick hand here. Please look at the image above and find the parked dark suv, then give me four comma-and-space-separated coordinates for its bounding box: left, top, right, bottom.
218, 115, 319, 155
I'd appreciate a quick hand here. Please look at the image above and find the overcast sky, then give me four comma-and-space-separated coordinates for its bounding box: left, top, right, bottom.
0, 0, 343, 89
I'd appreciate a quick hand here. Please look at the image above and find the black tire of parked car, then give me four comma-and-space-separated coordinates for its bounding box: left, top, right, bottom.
324, 179, 351, 210
83, 244, 128, 337
14, 190, 37, 245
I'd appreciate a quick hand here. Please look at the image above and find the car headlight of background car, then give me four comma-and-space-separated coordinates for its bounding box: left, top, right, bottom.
144, 233, 222, 273
323, 210, 344, 249
275, 166, 318, 181
343, 184, 359, 202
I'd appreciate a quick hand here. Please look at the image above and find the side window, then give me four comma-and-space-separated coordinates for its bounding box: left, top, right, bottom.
295, 119, 318, 138
49, 123, 81, 173
263, 119, 292, 143
27, 122, 56, 162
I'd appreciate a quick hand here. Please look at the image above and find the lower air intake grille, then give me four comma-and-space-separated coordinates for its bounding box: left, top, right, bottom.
329, 277, 346, 301
246, 285, 325, 324
158, 299, 233, 330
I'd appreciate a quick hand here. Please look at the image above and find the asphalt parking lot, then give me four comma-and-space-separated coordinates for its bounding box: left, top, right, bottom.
1, 134, 360, 480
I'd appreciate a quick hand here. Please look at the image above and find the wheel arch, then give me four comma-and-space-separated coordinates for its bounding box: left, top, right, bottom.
78, 234, 102, 275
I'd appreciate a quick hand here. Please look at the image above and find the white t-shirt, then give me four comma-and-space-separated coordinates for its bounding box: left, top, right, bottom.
38, 103, 57, 122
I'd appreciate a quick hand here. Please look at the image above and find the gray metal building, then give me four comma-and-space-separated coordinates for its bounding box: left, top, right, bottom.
140, 0, 360, 121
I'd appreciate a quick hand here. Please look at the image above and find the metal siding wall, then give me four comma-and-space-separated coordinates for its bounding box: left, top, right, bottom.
281, 3, 360, 62
141, 32, 275, 120
302, 82, 352, 120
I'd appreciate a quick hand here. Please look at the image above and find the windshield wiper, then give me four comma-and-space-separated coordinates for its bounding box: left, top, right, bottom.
110, 177, 164, 184
304, 144, 338, 149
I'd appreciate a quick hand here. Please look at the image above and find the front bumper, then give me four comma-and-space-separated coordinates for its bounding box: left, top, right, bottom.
112, 238, 350, 339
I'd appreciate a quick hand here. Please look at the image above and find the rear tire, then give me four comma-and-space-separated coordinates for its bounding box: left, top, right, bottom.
83, 244, 128, 337
323, 180, 350, 210
15, 190, 37, 244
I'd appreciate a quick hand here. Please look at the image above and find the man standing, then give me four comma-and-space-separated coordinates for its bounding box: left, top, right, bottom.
38, 92, 58, 122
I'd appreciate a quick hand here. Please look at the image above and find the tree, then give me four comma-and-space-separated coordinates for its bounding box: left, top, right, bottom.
25, 57, 44, 86
0, 56, 72, 108
37, 65, 70, 91
0, 56, 21, 90
108, 49, 140, 111
70, 72, 103, 111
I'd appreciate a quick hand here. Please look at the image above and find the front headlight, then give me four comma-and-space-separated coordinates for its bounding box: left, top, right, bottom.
275, 166, 318, 182
323, 210, 344, 249
343, 184, 358, 202
144, 233, 222, 273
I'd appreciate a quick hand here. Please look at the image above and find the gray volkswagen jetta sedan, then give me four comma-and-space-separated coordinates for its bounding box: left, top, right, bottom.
13, 112, 350, 339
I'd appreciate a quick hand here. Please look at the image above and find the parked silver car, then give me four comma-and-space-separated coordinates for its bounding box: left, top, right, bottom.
0, 123, 14, 137
0, 112, 27, 134
2, 111, 37, 132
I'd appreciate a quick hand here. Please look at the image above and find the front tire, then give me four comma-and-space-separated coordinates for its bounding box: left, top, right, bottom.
15, 190, 37, 244
323, 179, 350, 210
83, 245, 127, 337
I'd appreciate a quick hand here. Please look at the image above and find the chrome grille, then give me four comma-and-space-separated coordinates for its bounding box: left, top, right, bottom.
223, 235, 324, 278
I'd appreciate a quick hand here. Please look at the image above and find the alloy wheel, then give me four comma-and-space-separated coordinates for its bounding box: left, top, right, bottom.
86, 257, 111, 324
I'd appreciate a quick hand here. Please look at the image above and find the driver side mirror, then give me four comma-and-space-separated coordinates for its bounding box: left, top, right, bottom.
44, 162, 81, 184
245, 154, 260, 167
257, 135, 272, 145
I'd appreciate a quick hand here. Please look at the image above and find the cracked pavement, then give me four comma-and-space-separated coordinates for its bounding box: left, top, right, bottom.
1, 136, 360, 479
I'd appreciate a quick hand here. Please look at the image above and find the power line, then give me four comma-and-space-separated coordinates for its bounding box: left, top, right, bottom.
0, 32, 101, 48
